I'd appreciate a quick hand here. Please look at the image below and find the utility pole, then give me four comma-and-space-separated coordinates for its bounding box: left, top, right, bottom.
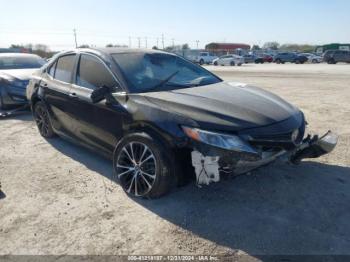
156, 38, 159, 48
129, 36, 132, 48
196, 40, 200, 49
137, 37, 141, 48
73, 28, 78, 48
161, 34, 164, 49
172, 38, 175, 48
145, 37, 148, 49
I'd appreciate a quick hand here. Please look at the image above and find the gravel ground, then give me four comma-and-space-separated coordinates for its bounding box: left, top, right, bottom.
0, 63, 349, 259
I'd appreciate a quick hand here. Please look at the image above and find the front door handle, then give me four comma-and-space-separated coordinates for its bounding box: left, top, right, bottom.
69, 93, 78, 99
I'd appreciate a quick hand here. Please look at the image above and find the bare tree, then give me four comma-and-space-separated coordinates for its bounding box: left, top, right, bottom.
263, 42, 280, 50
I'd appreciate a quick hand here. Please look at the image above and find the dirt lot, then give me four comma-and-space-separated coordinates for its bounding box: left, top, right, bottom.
1, 63, 350, 258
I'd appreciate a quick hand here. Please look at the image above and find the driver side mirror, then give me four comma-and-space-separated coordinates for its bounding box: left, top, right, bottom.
90, 86, 112, 104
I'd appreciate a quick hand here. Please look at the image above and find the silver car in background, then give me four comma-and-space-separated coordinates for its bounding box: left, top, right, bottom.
300, 53, 323, 63
213, 54, 244, 66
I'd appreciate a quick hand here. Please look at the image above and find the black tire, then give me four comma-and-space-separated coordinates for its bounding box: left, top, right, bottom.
213, 61, 218, 66
312, 59, 318, 64
199, 59, 204, 65
276, 59, 281, 64
328, 58, 336, 64
295, 59, 300, 64
230, 61, 235, 66
0, 94, 4, 110
113, 133, 175, 199
34, 101, 56, 138
0, 88, 6, 110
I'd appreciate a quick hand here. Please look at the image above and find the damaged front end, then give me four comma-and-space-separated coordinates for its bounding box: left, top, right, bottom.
183, 126, 338, 186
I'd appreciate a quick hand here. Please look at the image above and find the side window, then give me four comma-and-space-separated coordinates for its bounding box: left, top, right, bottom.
54, 55, 76, 83
48, 62, 56, 77
77, 54, 117, 90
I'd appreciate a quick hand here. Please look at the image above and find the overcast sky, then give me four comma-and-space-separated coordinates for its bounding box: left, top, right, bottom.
1, 0, 349, 51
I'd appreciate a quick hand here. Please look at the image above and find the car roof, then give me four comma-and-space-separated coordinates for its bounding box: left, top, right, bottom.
77, 47, 171, 56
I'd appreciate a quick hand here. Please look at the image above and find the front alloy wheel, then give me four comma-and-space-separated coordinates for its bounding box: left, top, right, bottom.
34, 102, 55, 138
116, 142, 156, 196
113, 133, 174, 198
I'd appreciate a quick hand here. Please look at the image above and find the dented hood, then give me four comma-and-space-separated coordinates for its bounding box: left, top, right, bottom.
141, 81, 301, 131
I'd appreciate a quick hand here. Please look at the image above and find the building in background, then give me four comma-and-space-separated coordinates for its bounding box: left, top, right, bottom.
205, 43, 251, 56
315, 43, 350, 54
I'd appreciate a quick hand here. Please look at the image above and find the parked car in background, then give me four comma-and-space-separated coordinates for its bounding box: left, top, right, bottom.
323, 50, 350, 64
243, 54, 257, 63
213, 54, 244, 66
300, 53, 322, 63
27, 48, 337, 198
193, 52, 218, 65
262, 54, 273, 63
254, 56, 264, 64
0, 53, 45, 109
274, 52, 308, 64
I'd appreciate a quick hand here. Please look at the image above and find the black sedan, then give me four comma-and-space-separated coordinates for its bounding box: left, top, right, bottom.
0, 53, 45, 109
27, 48, 337, 198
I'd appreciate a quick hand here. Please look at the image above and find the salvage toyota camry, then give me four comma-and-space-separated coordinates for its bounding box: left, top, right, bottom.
27, 48, 338, 198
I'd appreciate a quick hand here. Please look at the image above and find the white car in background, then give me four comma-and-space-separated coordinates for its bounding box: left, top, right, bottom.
192, 52, 218, 65
213, 54, 244, 66
300, 53, 323, 63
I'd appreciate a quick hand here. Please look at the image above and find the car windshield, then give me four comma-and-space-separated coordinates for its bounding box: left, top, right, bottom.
112, 52, 221, 93
0, 55, 46, 70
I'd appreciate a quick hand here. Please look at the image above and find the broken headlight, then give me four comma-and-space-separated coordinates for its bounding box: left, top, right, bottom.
182, 126, 258, 154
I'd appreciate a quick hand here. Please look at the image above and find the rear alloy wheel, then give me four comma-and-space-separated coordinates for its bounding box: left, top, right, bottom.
34, 102, 55, 138
276, 59, 281, 64
113, 133, 174, 198
230, 61, 235, 66
312, 59, 318, 64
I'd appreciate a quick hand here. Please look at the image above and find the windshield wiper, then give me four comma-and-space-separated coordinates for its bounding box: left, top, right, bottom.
147, 70, 179, 92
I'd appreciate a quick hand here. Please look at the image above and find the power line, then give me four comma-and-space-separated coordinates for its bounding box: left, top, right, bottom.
137, 37, 141, 48
162, 34, 164, 49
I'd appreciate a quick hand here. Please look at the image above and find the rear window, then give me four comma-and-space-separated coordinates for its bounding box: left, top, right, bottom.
0, 55, 45, 70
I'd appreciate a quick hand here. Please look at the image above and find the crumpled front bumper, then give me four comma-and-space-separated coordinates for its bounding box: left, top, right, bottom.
191, 131, 338, 185
290, 131, 338, 163
233, 130, 338, 174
